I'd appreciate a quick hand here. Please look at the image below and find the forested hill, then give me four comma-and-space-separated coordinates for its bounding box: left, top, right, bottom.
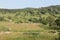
0, 5, 60, 24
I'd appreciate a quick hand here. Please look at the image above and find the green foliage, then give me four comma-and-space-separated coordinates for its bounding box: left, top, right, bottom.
0, 26, 10, 31
0, 5, 59, 24
0, 16, 5, 21
55, 18, 60, 27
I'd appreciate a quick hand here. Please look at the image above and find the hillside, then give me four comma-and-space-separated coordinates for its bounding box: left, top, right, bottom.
0, 5, 60, 24
0, 5, 60, 40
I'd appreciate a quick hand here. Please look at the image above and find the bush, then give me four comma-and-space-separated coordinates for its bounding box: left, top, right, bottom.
0, 26, 10, 31
0, 16, 5, 21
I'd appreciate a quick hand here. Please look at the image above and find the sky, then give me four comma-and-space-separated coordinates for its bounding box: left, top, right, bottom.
0, 0, 60, 9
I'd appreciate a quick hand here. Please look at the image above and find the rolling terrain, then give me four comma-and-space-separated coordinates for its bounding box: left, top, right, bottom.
0, 5, 60, 40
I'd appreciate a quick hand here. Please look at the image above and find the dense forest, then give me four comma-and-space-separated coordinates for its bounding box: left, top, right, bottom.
0, 5, 60, 40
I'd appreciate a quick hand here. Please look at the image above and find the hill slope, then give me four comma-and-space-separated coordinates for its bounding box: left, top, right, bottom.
0, 5, 60, 24
0, 5, 60, 40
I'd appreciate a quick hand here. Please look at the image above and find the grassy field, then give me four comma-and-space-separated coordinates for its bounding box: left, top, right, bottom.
0, 22, 58, 40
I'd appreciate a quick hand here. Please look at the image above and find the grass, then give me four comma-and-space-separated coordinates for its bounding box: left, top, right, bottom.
0, 22, 58, 40
0, 32, 57, 40
0, 22, 41, 32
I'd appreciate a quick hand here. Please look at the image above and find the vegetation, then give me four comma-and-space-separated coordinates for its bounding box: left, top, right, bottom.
0, 5, 60, 40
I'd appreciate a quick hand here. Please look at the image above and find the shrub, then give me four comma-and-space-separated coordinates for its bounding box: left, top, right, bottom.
0, 26, 10, 31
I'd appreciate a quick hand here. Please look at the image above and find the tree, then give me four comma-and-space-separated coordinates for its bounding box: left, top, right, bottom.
46, 15, 55, 26
55, 18, 60, 28
55, 18, 60, 40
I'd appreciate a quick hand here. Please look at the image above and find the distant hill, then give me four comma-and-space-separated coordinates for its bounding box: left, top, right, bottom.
0, 5, 60, 14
